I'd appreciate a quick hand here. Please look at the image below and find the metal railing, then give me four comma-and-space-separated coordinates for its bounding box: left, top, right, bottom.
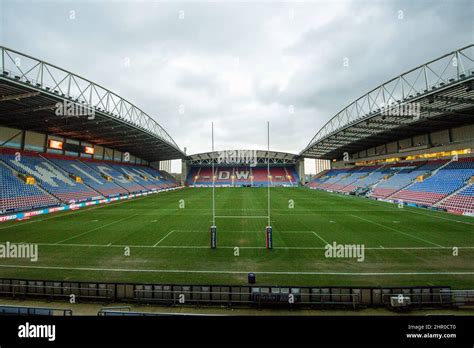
0, 304, 72, 316
0, 280, 114, 301
0, 278, 464, 309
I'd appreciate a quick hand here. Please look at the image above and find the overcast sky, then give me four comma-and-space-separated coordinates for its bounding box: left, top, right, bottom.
1, 0, 473, 172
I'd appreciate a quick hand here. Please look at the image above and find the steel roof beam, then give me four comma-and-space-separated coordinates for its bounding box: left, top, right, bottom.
0, 91, 41, 102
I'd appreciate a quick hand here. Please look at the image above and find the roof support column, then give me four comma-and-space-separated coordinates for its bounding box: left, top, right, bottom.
296, 158, 305, 185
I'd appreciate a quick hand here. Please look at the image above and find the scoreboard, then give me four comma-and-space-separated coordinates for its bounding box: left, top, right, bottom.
48, 140, 94, 155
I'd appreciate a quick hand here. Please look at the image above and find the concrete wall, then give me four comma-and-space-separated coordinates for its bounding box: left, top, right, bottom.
348, 124, 474, 163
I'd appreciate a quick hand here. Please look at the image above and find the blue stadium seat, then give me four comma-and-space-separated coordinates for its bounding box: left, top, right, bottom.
0, 161, 59, 213
0, 150, 179, 214
308, 157, 474, 214
0, 153, 100, 204
47, 157, 128, 197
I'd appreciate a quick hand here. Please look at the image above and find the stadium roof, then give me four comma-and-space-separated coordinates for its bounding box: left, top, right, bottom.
188, 150, 299, 165
0, 46, 186, 161
300, 45, 474, 160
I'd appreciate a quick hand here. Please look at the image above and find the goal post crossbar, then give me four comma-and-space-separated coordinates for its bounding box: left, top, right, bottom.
210, 122, 272, 247
214, 216, 269, 219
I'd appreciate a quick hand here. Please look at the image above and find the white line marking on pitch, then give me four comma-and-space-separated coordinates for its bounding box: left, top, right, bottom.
359, 196, 474, 226
172, 230, 312, 234
311, 231, 330, 246
0, 264, 473, 276
4, 242, 474, 250
404, 209, 474, 226
0, 196, 146, 230
350, 214, 445, 248
153, 230, 175, 247
214, 216, 269, 219
55, 214, 139, 245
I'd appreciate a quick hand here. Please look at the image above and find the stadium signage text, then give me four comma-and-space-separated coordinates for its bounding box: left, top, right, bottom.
0, 242, 38, 262
217, 170, 250, 180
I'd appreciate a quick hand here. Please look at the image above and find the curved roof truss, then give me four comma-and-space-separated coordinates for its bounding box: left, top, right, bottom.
301, 45, 474, 159
0, 46, 184, 160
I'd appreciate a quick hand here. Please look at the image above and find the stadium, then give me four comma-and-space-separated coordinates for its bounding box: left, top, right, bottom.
0, 43, 473, 313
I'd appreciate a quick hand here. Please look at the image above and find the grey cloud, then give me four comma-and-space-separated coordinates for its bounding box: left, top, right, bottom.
1, 0, 473, 171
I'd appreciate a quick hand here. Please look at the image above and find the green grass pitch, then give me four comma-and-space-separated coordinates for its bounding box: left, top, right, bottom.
0, 187, 473, 288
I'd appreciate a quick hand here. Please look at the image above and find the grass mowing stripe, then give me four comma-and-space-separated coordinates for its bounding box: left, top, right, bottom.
55, 214, 139, 244
1, 187, 472, 287
0, 195, 152, 231
349, 214, 445, 248
403, 208, 474, 226
340, 192, 474, 226
0, 264, 473, 276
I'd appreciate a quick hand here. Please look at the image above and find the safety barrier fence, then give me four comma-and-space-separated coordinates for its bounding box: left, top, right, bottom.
0, 278, 464, 309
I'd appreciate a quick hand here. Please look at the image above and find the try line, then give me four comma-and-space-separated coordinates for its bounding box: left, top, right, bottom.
1, 242, 472, 250
0, 264, 473, 276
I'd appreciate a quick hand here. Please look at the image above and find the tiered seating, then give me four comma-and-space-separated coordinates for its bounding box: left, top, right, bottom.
215, 168, 235, 185
251, 167, 298, 186
0, 153, 101, 204
46, 156, 128, 197
234, 166, 252, 185
186, 167, 200, 185
317, 168, 355, 190
0, 149, 178, 214
251, 168, 269, 185
370, 163, 419, 198
191, 167, 214, 185
136, 166, 178, 188
343, 165, 390, 193
393, 159, 474, 206
329, 166, 382, 193
271, 167, 291, 184
108, 163, 160, 191
371, 161, 445, 199
188, 166, 298, 186
307, 169, 342, 188
80, 160, 146, 193
0, 162, 59, 213
439, 184, 474, 213
284, 167, 299, 185
307, 157, 474, 214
